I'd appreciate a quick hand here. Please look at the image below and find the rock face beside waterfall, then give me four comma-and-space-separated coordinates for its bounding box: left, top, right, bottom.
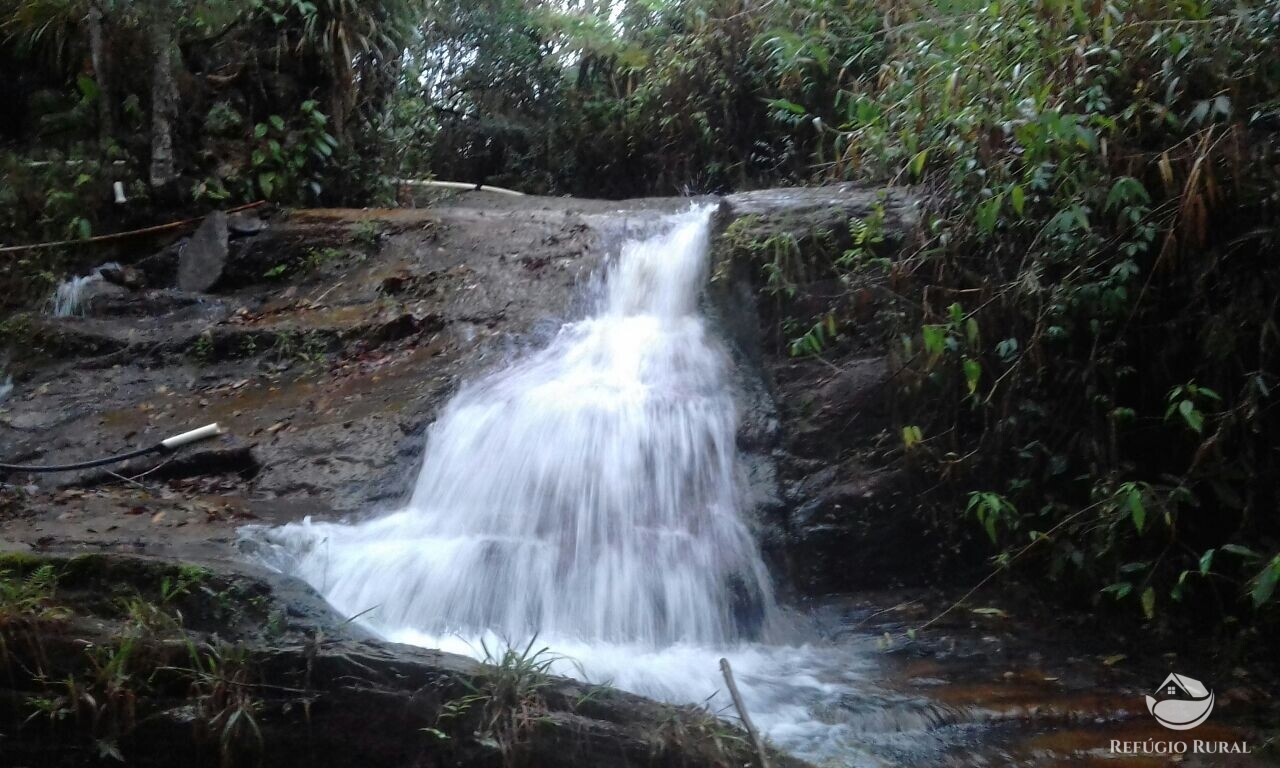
707, 185, 937, 593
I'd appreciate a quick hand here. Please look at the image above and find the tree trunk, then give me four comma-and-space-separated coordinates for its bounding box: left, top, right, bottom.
87, 1, 113, 143
329, 47, 354, 147
148, 3, 179, 189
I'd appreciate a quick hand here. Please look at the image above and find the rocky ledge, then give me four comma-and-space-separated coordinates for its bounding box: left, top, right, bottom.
0, 551, 805, 767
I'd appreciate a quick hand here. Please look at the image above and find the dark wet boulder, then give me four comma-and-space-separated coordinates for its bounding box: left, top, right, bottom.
99, 263, 147, 289
785, 464, 921, 591
227, 211, 268, 236
179, 211, 230, 292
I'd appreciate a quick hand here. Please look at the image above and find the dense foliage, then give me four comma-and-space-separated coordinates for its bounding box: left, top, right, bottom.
0, 0, 414, 238
852, 0, 1280, 639
3, 0, 1278, 639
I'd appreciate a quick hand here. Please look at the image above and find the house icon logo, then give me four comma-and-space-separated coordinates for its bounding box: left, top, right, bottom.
1145, 673, 1214, 730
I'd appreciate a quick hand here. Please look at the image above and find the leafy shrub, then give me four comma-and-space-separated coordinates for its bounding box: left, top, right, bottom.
774, 0, 1280, 632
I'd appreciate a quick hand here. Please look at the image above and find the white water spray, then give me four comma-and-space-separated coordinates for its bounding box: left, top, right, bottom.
260, 207, 879, 762
49, 263, 119, 317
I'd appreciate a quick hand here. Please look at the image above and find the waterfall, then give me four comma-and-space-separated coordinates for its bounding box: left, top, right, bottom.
49, 263, 119, 317
265, 206, 773, 643
258, 207, 870, 762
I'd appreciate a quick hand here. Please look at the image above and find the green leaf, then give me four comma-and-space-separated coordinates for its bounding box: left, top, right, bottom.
76, 74, 100, 102
1178, 399, 1203, 432
1105, 176, 1150, 211
1127, 489, 1145, 533
1221, 544, 1262, 560
1199, 549, 1215, 576
922, 325, 946, 361
768, 98, 807, 115
901, 425, 923, 450
909, 150, 929, 179
1102, 582, 1133, 600
962, 357, 982, 395
1010, 184, 1025, 216
975, 194, 1003, 233
1251, 558, 1280, 607
269, 114, 286, 131
1141, 587, 1156, 620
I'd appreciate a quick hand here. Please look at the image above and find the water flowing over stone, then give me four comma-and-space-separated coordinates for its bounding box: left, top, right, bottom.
265, 206, 772, 644
49, 263, 119, 318
259, 207, 874, 762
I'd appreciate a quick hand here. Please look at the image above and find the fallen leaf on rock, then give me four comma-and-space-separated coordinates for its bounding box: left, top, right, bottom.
151, 511, 166, 524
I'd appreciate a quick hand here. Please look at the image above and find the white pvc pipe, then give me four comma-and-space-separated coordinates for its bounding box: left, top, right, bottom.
393, 179, 525, 196
161, 423, 224, 449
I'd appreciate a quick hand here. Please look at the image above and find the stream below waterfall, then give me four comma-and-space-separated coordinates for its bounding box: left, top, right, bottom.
251, 207, 959, 764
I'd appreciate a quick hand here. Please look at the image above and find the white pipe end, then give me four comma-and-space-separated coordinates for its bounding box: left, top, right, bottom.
161, 423, 224, 450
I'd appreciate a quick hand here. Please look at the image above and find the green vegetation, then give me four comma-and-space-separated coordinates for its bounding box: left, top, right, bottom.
0, 559, 267, 764
0, 563, 63, 622
436, 636, 567, 762
852, 2, 1279, 638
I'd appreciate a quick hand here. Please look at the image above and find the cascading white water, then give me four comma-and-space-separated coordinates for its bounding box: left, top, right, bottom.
49, 263, 119, 317
260, 207, 880, 763
267, 206, 773, 643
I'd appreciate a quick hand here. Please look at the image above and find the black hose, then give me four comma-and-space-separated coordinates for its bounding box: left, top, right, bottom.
0, 444, 165, 473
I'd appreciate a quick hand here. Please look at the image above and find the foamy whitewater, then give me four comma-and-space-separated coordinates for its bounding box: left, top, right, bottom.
258, 207, 880, 762
49, 263, 119, 317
